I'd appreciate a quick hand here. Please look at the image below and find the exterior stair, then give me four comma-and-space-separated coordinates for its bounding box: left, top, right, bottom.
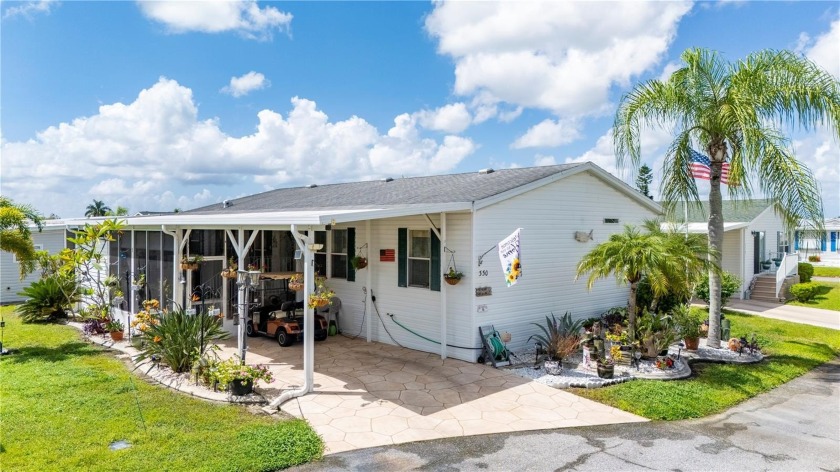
750, 274, 780, 303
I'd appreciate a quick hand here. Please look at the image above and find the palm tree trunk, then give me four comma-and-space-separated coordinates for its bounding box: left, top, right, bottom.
628, 281, 638, 342
706, 156, 725, 348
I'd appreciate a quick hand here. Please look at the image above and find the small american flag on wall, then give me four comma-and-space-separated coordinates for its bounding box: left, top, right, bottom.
690, 149, 731, 185
380, 249, 395, 262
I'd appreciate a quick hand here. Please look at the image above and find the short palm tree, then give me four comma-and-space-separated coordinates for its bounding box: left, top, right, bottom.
84, 199, 111, 217
0, 196, 44, 277
614, 48, 839, 347
576, 224, 671, 340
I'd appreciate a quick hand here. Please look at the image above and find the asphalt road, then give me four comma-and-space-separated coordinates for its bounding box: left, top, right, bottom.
291, 358, 840, 471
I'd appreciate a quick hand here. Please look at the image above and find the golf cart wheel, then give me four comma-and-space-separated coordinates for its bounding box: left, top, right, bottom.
315, 331, 327, 341
245, 322, 257, 337
276, 329, 295, 347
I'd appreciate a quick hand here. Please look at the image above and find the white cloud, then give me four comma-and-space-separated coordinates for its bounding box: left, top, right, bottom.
658, 61, 682, 82
0, 78, 475, 217
414, 102, 472, 134
425, 1, 692, 117
221, 71, 269, 97
534, 154, 557, 166
798, 17, 840, 79
3, 0, 58, 19
137, 0, 292, 41
511, 119, 582, 149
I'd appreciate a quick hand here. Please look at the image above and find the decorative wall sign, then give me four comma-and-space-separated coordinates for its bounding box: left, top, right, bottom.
475, 286, 492, 297
380, 249, 395, 262
477, 304, 488, 313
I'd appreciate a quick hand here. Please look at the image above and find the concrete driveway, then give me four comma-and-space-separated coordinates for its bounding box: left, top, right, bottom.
291, 357, 840, 471
225, 334, 645, 454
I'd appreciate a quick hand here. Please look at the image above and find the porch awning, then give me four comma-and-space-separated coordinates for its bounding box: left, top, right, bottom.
664, 222, 750, 234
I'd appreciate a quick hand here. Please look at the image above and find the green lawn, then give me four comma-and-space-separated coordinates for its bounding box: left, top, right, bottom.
0, 307, 323, 471
813, 266, 840, 278
572, 310, 840, 420
787, 282, 840, 311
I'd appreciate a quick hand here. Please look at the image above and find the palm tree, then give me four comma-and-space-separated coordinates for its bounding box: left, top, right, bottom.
614, 48, 839, 348
84, 199, 111, 217
0, 196, 44, 277
576, 224, 671, 340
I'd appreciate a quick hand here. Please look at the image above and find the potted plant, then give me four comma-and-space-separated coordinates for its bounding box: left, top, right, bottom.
672, 304, 702, 351
106, 318, 125, 341
308, 277, 335, 309
596, 356, 615, 379
209, 356, 274, 396
221, 258, 238, 279
288, 273, 304, 291
443, 267, 463, 285
246, 262, 261, 272
351, 255, 368, 270
180, 254, 203, 271
761, 259, 772, 271
528, 312, 584, 375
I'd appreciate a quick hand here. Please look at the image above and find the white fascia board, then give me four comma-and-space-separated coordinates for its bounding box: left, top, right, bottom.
322, 203, 472, 223
674, 222, 749, 234
473, 162, 662, 214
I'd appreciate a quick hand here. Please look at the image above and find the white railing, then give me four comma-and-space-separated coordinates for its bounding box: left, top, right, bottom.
776, 253, 799, 299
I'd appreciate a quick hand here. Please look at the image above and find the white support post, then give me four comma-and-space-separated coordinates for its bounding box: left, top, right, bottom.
366, 219, 372, 343
291, 227, 315, 392
440, 212, 447, 360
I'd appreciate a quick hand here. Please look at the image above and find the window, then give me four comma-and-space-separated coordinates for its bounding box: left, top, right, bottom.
777, 231, 789, 256
13, 244, 42, 263
331, 229, 348, 279
408, 230, 431, 288
314, 231, 327, 277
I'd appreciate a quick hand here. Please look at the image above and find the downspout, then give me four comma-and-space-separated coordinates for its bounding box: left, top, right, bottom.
266, 225, 314, 409
161, 225, 179, 308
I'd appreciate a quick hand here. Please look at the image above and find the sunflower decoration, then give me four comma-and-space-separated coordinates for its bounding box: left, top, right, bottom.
511, 258, 522, 278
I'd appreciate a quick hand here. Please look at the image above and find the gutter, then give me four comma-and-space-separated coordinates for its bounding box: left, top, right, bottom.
265, 224, 314, 410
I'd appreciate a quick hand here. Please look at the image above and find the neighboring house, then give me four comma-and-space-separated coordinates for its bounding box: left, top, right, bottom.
668, 199, 795, 301
83, 162, 659, 362
0, 223, 69, 304
795, 217, 840, 254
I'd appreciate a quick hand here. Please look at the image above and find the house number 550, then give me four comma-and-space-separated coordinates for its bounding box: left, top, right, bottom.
478, 270, 489, 277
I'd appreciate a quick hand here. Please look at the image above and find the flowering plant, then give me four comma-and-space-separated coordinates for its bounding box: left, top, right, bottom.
209, 356, 274, 388
132, 299, 161, 333
444, 267, 463, 280
308, 277, 335, 309
246, 263, 260, 271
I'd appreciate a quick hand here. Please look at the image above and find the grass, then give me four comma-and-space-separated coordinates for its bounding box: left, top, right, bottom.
571, 310, 840, 420
787, 282, 840, 311
0, 307, 323, 471
813, 266, 840, 278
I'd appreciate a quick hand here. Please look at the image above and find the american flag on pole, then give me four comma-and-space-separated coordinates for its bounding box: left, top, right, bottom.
689, 149, 730, 185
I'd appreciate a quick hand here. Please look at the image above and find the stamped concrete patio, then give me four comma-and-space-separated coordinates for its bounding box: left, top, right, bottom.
227, 334, 646, 454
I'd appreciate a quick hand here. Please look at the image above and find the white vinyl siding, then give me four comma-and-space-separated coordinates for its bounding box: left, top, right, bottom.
472, 172, 659, 355
1, 228, 68, 304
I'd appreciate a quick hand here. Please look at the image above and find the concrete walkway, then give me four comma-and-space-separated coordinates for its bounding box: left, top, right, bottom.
293, 357, 840, 471
725, 299, 840, 330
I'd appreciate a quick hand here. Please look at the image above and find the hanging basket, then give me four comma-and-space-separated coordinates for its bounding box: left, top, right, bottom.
310, 297, 330, 308
181, 263, 199, 271
352, 258, 368, 270
289, 282, 304, 291
444, 275, 461, 286
221, 270, 237, 279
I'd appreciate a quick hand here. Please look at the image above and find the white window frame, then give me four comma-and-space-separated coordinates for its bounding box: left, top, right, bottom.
407, 229, 431, 288
330, 229, 348, 279
13, 244, 42, 263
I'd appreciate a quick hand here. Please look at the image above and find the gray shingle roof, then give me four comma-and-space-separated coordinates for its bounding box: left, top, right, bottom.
185, 164, 583, 215
678, 199, 774, 223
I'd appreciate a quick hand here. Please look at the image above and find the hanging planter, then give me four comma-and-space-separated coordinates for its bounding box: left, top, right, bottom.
443, 248, 463, 285
288, 273, 304, 291
180, 255, 203, 271
351, 256, 368, 270
221, 258, 238, 279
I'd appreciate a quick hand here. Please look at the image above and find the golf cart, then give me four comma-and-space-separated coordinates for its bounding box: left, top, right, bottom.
246, 300, 328, 346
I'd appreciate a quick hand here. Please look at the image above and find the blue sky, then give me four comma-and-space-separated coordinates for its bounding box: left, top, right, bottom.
2, 1, 838, 219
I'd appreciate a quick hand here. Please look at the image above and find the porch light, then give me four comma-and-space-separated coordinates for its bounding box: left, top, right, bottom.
308, 243, 323, 251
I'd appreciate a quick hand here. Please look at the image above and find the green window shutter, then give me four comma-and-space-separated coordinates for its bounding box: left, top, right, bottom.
430, 229, 441, 292
347, 228, 356, 282
398, 228, 407, 287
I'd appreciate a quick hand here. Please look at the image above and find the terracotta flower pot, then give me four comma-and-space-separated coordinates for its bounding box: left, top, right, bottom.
444, 276, 461, 286
684, 337, 700, 350
109, 331, 124, 342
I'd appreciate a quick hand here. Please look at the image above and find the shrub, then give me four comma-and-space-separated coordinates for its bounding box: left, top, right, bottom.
790, 282, 820, 302
694, 271, 741, 306
528, 312, 584, 361
15, 275, 77, 323
636, 275, 691, 314
134, 308, 229, 373
671, 304, 703, 339
808, 254, 821, 262
798, 262, 814, 283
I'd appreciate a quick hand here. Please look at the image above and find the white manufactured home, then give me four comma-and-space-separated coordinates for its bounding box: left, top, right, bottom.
0, 225, 69, 305
93, 162, 659, 362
